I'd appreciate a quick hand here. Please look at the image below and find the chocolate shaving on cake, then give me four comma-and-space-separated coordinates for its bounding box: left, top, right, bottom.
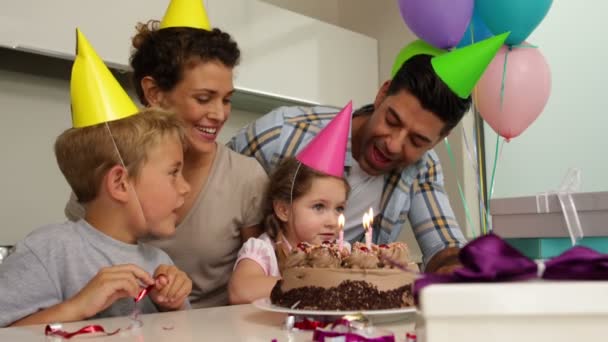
272, 241, 415, 311
271, 280, 413, 311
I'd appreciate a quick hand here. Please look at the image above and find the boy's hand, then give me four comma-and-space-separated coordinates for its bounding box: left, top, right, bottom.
68, 264, 155, 319
149, 264, 191, 310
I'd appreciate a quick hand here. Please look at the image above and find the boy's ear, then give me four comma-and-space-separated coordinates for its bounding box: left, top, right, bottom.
273, 200, 290, 223
105, 165, 130, 203
141, 76, 165, 107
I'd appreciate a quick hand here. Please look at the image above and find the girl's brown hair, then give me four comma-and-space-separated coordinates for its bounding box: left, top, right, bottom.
263, 158, 350, 240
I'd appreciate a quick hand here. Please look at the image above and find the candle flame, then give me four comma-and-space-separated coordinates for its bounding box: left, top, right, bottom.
338, 213, 345, 230
368, 207, 374, 225
362, 212, 371, 231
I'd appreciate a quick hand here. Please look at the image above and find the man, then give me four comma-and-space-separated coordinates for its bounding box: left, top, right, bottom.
228, 33, 507, 273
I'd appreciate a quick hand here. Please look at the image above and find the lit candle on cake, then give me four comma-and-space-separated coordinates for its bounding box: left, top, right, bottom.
338, 213, 345, 252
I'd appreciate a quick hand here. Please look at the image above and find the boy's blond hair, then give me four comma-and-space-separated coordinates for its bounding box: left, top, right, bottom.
55, 108, 186, 204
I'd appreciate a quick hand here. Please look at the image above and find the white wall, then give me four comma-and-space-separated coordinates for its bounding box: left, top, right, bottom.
484, 2, 608, 199
0, 0, 378, 107
264, 0, 417, 81
0, 67, 71, 245
262, 0, 341, 26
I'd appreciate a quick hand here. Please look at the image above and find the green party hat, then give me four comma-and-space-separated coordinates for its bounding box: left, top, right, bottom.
431, 32, 510, 98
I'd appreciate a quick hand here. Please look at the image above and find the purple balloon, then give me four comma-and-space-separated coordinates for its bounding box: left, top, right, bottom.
398, 0, 474, 49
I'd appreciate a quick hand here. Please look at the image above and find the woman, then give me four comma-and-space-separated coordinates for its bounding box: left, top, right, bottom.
66, 4, 268, 308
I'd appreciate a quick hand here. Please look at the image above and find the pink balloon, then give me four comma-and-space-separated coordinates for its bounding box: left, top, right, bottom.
476, 44, 551, 140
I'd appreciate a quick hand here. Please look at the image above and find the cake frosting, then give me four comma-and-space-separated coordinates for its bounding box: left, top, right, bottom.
271, 241, 417, 310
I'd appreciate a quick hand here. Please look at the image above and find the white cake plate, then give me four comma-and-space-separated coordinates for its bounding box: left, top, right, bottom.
252, 298, 416, 323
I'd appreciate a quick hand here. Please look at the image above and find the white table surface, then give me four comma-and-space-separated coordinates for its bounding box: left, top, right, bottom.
0, 304, 418, 341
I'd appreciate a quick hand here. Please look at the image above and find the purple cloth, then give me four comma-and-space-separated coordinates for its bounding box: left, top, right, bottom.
414, 233, 608, 301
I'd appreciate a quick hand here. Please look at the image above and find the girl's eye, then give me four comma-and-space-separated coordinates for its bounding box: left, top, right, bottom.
336, 206, 345, 213
223, 98, 232, 105
195, 97, 210, 104
312, 203, 325, 211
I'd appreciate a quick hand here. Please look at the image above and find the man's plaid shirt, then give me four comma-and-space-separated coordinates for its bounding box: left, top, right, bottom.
227, 105, 467, 264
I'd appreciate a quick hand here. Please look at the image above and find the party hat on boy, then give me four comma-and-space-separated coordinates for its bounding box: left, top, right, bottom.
431, 32, 510, 98
160, 0, 211, 30
70, 29, 138, 128
296, 101, 352, 178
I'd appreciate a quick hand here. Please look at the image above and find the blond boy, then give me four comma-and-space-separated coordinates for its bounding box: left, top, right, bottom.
0, 109, 192, 327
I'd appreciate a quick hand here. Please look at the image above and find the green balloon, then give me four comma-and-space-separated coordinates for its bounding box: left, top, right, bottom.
391, 40, 446, 78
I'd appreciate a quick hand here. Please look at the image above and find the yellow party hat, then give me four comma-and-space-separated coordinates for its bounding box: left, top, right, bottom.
160, 0, 211, 30
70, 29, 138, 128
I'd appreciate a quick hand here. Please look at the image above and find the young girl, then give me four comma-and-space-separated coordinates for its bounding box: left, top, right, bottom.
228, 158, 350, 304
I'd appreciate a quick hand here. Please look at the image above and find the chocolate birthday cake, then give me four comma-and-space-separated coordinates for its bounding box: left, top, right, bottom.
270, 241, 417, 311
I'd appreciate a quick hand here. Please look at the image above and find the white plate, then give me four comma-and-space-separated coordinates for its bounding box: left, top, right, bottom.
252, 298, 416, 318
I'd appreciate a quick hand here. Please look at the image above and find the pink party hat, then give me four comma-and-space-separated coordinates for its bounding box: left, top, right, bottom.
296, 101, 352, 177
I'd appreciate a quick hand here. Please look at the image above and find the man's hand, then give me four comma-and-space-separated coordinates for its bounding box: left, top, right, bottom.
425, 247, 461, 274
149, 265, 191, 311
432, 263, 462, 275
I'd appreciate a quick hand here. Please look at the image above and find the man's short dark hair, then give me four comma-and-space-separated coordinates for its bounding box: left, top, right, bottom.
388, 54, 472, 135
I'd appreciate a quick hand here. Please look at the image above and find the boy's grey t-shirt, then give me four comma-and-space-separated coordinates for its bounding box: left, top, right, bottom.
0, 219, 178, 327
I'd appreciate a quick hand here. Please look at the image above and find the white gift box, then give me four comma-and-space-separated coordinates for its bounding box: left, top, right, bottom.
419, 281, 608, 342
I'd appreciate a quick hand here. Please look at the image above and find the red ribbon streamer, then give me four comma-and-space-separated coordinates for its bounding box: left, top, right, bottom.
44, 274, 166, 339
134, 284, 155, 303
135, 273, 167, 303
44, 324, 120, 339
293, 318, 330, 330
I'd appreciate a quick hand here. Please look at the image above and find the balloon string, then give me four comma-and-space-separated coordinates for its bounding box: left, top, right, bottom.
470, 21, 475, 44
486, 135, 505, 232
443, 138, 477, 238
500, 43, 538, 111
499, 46, 510, 111
472, 111, 489, 235
460, 125, 489, 236
493, 42, 540, 230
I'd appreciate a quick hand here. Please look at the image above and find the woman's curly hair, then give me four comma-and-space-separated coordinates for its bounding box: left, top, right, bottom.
130, 20, 240, 105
